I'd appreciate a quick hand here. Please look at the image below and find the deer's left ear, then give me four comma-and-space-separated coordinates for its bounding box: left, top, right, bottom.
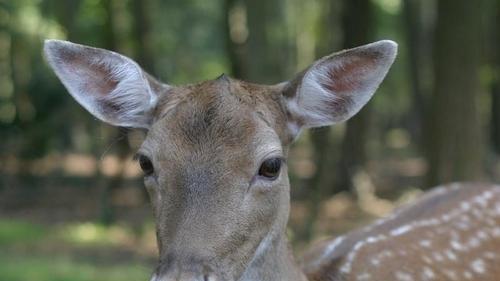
282, 40, 397, 136
44, 40, 168, 129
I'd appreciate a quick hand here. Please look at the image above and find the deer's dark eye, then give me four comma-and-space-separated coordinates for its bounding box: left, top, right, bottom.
258, 158, 282, 180
138, 155, 154, 176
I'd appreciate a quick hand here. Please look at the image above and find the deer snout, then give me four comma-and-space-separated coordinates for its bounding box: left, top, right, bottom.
151, 273, 217, 281
151, 259, 219, 281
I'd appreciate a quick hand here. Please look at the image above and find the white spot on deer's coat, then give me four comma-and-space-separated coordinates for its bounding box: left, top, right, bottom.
474, 194, 488, 207
455, 221, 470, 230
432, 252, 444, 262
340, 240, 367, 274
394, 271, 413, 281
483, 190, 493, 200
310, 235, 345, 269
419, 240, 432, 248
460, 202, 471, 211
340, 235, 387, 274
450, 240, 464, 251
445, 250, 457, 261
421, 267, 435, 280
370, 259, 380, 266
467, 237, 480, 248
391, 225, 412, 236
483, 251, 497, 260
356, 273, 371, 280
443, 269, 458, 280
477, 230, 489, 240
471, 258, 486, 274
463, 271, 473, 279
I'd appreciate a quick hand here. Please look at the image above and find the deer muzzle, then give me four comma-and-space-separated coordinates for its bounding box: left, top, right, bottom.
151, 257, 221, 281
151, 273, 217, 281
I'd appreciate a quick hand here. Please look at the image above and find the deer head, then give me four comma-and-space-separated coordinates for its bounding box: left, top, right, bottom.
44, 39, 397, 281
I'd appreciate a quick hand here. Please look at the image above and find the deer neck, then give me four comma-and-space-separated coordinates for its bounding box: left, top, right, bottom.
239, 227, 307, 281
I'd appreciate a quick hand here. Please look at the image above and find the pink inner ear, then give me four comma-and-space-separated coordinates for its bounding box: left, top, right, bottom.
76, 59, 119, 97
320, 54, 377, 94
86, 67, 119, 97
57, 49, 119, 97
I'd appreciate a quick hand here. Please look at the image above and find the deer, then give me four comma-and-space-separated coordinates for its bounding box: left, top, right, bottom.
43, 39, 500, 281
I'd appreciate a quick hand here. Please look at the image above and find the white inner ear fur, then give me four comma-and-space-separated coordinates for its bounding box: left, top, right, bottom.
286, 40, 397, 131
98, 56, 158, 127
44, 39, 161, 129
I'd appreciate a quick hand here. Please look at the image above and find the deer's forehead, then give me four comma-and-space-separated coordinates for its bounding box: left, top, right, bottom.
145, 80, 283, 160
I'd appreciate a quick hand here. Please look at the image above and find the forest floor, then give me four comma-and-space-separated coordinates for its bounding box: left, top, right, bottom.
0, 218, 153, 281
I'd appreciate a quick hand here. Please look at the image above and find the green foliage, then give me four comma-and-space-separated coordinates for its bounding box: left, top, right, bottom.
0, 220, 46, 246
0, 255, 149, 281
0, 219, 152, 281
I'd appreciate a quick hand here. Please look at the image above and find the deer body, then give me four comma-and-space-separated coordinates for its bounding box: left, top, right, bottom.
302, 183, 500, 281
43, 39, 500, 281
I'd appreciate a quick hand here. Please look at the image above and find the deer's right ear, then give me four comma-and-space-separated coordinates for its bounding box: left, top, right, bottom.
44, 39, 168, 129
282, 40, 397, 137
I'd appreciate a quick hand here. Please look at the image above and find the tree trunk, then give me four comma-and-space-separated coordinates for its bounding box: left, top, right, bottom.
55, 0, 80, 41
243, 0, 289, 83
224, 0, 247, 79
425, 0, 484, 187
131, 0, 155, 74
102, 0, 117, 51
335, 0, 374, 194
402, 0, 426, 145
491, 0, 500, 154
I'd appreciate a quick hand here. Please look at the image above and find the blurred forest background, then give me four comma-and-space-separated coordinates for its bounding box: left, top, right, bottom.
0, 0, 499, 280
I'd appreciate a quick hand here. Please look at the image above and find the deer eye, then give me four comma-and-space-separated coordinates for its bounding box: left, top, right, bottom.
258, 158, 282, 180
137, 154, 154, 176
